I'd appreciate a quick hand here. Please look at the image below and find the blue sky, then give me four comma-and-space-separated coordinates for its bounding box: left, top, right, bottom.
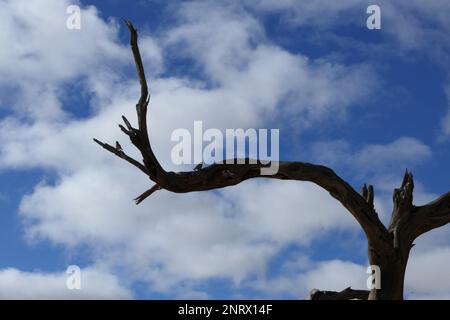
1, 0, 450, 299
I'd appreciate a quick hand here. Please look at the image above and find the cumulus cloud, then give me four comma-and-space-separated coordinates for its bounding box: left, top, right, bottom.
0, 0, 127, 120
311, 137, 434, 226
0, 0, 378, 172
312, 137, 431, 177
246, 0, 450, 139
163, 1, 378, 129
19, 165, 360, 292
247, 245, 450, 299
247, 256, 368, 299
0, 267, 131, 299
405, 246, 450, 299
221, 180, 357, 245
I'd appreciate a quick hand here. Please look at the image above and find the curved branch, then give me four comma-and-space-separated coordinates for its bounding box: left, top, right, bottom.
411, 191, 450, 239
385, 171, 450, 244
160, 161, 388, 241
94, 21, 390, 245
124, 21, 164, 180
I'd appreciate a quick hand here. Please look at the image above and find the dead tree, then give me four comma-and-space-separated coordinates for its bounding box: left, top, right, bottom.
94, 22, 450, 300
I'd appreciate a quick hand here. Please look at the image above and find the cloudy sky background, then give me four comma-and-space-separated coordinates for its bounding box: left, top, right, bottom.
1, 0, 450, 299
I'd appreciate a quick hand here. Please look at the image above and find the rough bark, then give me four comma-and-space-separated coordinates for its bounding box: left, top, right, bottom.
94, 21, 450, 300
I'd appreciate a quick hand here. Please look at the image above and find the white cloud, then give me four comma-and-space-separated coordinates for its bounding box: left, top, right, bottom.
311, 137, 435, 226
19, 164, 359, 292
247, 0, 450, 139
0, 0, 163, 121
355, 138, 431, 169
301, 260, 367, 292
0, 0, 378, 172
405, 246, 450, 299
163, 1, 378, 129
248, 245, 450, 300
312, 137, 431, 177
247, 256, 367, 299
0, 0, 123, 120
222, 180, 357, 245
0, 267, 131, 299
0, 1, 126, 85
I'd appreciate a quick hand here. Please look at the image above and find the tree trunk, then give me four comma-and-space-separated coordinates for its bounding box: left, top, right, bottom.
311, 245, 411, 300
368, 246, 410, 300
367, 171, 415, 300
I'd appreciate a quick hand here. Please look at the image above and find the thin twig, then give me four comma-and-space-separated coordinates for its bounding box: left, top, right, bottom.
93, 138, 149, 175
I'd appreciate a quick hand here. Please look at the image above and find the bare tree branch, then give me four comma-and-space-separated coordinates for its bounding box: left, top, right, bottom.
388, 170, 415, 249
361, 184, 375, 209
309, 287, 370, 300
134, 184, 162, 205
410, 191, 450, 239
94, 21, 391, 247
162, 161, 389, 243
124, 21, 164, 179
93, 138, 149, 175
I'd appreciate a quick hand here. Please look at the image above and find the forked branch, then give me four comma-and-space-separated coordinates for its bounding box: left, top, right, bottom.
93, 21, 390, 247
93, 138, 149, 175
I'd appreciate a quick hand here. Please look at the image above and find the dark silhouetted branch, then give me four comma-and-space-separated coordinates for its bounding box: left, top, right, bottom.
411, 191, 450, 239
94, 21, 390, 248
134, 184, 162, 205
309, 287, 370, 300
93, 138, 149, 175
